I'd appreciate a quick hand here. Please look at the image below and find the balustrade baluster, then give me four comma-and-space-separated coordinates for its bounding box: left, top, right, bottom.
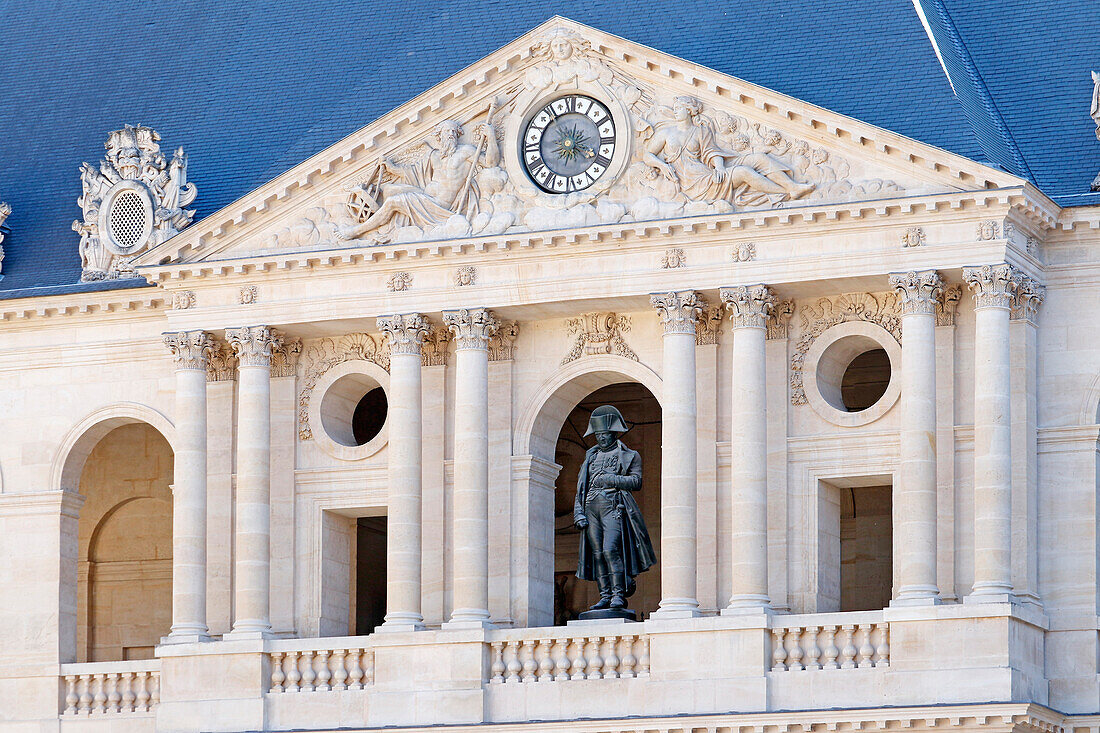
804, 626, 821, 670
363, 649, 376, 685
285, 651, 302, 692
302, 651, 318, 691
107, 673, 122, 713
637, 635, 651, 678
785, 628, 804, 671
520, 639, 538, 682
839, 624, 857, 669
536, 639, 553, 682
332, 649, 349, 690
504, 640, 522, 682
620, 634, 637, 679
270, 652, 287, 692
553, 638, 570, 681
64, 675, 78, 715
873, 624, 890, 667
587, 636, 605, 680
149, 675, 160, 708
567, 638, 585, 681
134, 672, 150, 712
121, 672, 136, 712
771, 628, 787, 671
490, 641, 506, 683
603, 636, 621, 679
346, 649, 365, 690
857, 625, 875, 668
316, 650, 332, 691
92, 674, 107, 714
821, 625, 839, 670
78, 674, 93, 714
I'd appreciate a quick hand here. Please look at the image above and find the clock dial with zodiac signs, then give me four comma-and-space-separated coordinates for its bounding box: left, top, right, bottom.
522, 94, 616, 194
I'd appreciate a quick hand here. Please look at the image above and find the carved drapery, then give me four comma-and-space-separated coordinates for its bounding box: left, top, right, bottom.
378, 314, 431, 356
651, 291, 705, 335
720, 285, 775, 329
296, 333, 390, 440
164, 331, 214, 371
561, 312, 637, 364
443, 308, 499, 351
226, 326, 284, 368
964, 264, 1019, 310
890, 270, 944, 315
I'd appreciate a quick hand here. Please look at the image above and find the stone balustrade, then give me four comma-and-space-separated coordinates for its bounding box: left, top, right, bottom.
60, 660, 160, 715
267, 641, 375, 693
769, 612, 889, 671
487, 628, 651, 683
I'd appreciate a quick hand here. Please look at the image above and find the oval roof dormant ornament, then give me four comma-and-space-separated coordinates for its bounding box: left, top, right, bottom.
73, 125, 197, 281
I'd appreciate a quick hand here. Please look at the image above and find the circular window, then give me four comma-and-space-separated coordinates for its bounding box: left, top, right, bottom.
803, 321, 901, 427
308, 360, 389, 460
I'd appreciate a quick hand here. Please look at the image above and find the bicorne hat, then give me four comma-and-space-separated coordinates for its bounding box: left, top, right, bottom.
584, 405, 630, 436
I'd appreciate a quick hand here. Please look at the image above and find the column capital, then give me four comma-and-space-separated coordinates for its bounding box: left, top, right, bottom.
443, 308, 499, 351
720, 284, 775, 329
890, 269, 944, 316
378, 313, 431, 356
651, 290, 706, 335
225, 325, 284, 368
1011, 275, 1046, 323
164, 330, 214, 371
963, 263, 1020, 310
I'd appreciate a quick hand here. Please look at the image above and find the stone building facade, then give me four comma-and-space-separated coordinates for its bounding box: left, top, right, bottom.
1, 14, 1099, 733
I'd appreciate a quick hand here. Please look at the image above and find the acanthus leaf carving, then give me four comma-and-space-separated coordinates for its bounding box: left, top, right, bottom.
164, 330, 213, 371
695, 306, 724, 346
206, 340, 239, 382
421, 327, 452, 367
720, 284, 775, 329
789, 291, 902, 406
651, 290, 705, 335
1011, 275, 1045, 323
271, 337, 303, 378
889, 270, 944, 316
297, 333, 391, 440
488, 320, 519, 361
74, 125, 196, 281
225, 326, 283, 368
377, 313, 431, 356
935, 284, 963, 327
443, 308, 499, 350
562, 312, 637, 364
767, 299, 795, 340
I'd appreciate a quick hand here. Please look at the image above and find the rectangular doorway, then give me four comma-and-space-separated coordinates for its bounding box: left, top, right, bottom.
818, 477, 893, 612
355, 517, 387, 635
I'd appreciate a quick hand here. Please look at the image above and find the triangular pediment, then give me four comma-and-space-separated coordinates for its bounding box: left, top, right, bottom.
134, 17, 1024, 269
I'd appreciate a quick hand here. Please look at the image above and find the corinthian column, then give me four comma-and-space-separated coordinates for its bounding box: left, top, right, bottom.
225, 325, 282, 636
720, 284, 774, 613
442, 308, 498, 628
163, 331, 214, 642
890, 270, 943, 604
650, 291, 704, 617
963, 264, 1018, 602
377, 313, 431, 631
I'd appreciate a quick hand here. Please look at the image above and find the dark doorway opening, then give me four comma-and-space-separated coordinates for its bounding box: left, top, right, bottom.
355, 516, 387, 635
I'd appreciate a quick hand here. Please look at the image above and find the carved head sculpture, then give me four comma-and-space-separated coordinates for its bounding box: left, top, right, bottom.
672, 95, 704, 123
811, 148, 830, 165
533, 27, 590, 62
729, 133, 752, 152
105, 125, 160, 180
432, 120, 463, 154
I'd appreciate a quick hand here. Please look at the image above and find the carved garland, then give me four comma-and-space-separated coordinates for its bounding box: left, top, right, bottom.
789, 292, 902, 406
297, 333, 390, 440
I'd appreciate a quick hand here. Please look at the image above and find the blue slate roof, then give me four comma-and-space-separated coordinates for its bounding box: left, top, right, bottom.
0, 0, 1094, 295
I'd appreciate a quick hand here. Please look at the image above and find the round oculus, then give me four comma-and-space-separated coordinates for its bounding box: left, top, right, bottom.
522, 94, 616, 193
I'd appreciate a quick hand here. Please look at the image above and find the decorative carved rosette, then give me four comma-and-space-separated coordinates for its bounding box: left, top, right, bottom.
889, 270, 944, 316
225, 326, 284, 368
1011, 275, 1046, 323
296, 333, 390, 440
562, 312, 637, 364
720, 284, 775, 329
164, 330, 214, 371
443, 308, 499, 351
767, 299, 795, 339
489, 321, 520, 361
377, 313, 431, 356
651, 291, 705, 335
963, 263, 1020, 310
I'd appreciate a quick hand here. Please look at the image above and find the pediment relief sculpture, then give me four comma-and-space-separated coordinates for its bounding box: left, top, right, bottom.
258, 26, 929, 253
74, 125, 197, 281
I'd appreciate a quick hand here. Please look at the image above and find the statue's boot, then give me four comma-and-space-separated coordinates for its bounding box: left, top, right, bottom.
609, 572, 626, 610
590, 573, 612, 610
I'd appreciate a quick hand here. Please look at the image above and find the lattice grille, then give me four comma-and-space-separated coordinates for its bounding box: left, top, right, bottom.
109, 190, 148, 249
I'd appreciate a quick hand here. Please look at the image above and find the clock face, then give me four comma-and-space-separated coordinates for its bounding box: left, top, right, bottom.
522, 94, 616, 194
